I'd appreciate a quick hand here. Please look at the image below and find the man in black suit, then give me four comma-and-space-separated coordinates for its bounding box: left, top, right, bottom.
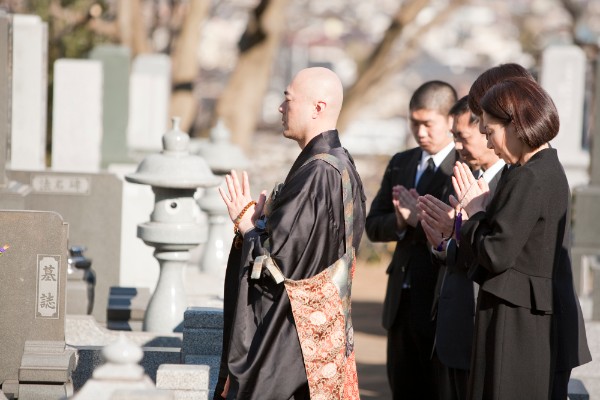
418, 95, 505, 400
366, 81, 458, 399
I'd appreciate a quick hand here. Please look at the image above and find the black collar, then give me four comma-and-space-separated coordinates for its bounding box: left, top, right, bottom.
285, 130, 341, 183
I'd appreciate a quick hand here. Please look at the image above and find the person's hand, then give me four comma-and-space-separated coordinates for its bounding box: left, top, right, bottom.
421, 216, 446, 250
218, 170, 263, 235
392, 185, 419, 228
451, 162, 490, 217
417, 195, 455, 242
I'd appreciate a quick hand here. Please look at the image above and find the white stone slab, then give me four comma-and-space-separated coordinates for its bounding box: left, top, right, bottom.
89, 45, 131, 167
541, 45, 589, 188
108, 163, 159, 292
156, 364, 209, 391
127, 54, 171, 152
11, 14, 47, 171
0, 12, 11, 183
51, 59, 103, 172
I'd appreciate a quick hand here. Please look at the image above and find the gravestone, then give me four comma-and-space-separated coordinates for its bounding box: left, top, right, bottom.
571, 53, 600, 317
11, 14, 47, 171
0, 12, 30, 209
89, 45, 131, 168
107, 164, 157, 295
127, 54, 171, 154
0, 210, 75, 399
51, 59, 103, 172
540, 45, 589, 188
0, 12, 11, 186
5, 170, 123, 323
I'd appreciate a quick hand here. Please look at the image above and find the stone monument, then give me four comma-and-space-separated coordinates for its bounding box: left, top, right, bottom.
51, 59, 103, 173
540, 45, 589, 188
10, 14, 47, 171
571, 52, 600, 320
0, 210, 76, 399
89, 45, 132, 167
0, 12, 31, 210
126, 117, 219, 333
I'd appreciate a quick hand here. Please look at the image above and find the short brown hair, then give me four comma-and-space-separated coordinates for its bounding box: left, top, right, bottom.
480, 78, 559, 149
409, 80, 457, 116
468, 63, 534, 116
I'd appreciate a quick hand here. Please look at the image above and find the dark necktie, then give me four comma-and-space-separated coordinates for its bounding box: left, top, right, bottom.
416, 157, 436, 194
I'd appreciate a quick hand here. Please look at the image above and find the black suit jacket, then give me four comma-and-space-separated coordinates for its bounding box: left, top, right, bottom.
366, 146, 459, 330
461, 149, 591, 376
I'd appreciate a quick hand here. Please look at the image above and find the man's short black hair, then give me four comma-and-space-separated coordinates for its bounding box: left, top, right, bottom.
409, 80, 458, 116
449, 95, 479, 125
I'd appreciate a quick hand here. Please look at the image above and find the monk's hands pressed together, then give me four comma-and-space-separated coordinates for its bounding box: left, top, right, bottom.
392, 185, 420, 229
218, 170, 267, 236
418, 194, 455, 248
451, 161, 490, 219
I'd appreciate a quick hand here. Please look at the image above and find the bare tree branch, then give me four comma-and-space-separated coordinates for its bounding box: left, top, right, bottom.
213, 0, 289, 149
338, 0, 466, 131
169, 0, 211, 132
117, 0, 150, 55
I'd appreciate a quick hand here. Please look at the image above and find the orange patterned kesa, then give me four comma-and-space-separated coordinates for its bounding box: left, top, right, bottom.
260, 154, 360, 399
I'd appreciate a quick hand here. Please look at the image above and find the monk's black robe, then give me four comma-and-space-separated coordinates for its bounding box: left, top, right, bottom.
219, 130, 366, 400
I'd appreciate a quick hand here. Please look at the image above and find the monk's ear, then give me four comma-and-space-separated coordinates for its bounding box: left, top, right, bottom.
314, 101, 327, 117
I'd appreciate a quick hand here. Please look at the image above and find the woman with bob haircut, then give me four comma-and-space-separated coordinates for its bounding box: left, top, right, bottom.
451, 77, 591, 399
467, 63, 534, 117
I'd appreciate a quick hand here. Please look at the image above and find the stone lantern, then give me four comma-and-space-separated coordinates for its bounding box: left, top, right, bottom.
125, 117, 220, 333
196, 120, 249, 275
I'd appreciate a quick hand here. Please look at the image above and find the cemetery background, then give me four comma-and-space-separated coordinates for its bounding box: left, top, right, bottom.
1, 0, 600, 398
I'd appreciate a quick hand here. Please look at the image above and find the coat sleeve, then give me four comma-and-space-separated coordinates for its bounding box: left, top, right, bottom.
460, 168, 541, 275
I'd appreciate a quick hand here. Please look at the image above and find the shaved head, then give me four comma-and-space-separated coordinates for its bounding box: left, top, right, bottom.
279, 67, 344, 148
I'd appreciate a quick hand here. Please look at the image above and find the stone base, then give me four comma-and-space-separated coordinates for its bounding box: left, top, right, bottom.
19, 341, 76, 383
17, 383, 73, 400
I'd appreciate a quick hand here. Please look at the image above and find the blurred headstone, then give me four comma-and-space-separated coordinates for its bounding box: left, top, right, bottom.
107, 164, 157, 296
5, 170, 123, 323
127, 54, 171, 154
0, 210, 75, 399
0, 12, 31, 209
11, 14, 47, 171
541, 45, 589, 188
89, 45, 132, 167
51, 59, 103, 172
0, 12, 11, 185
571, 53, 600, 314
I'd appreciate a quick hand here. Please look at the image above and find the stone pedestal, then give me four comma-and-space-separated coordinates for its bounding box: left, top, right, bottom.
18, 341, 76, 400
156, 364, 209, 400
182, 307, 223, 397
